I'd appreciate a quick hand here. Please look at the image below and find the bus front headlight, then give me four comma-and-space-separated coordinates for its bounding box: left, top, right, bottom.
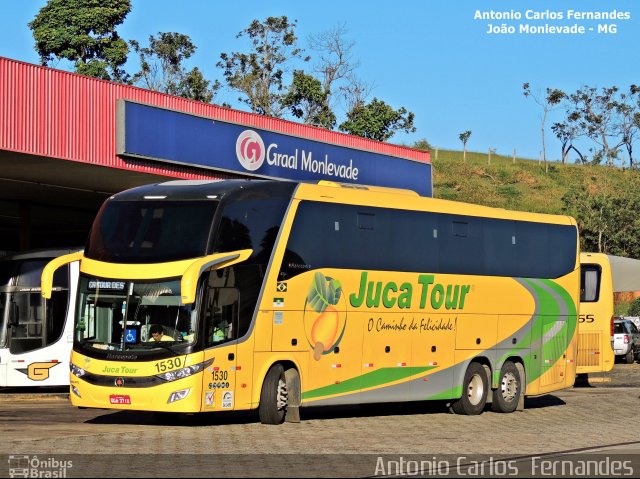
70, 363, 86, 378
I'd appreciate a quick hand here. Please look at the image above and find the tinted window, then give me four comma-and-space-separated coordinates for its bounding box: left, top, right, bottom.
213, 197, 290, 265
614, 323, 628, 334
280, 201, 577, 280
85, 200, 217, 263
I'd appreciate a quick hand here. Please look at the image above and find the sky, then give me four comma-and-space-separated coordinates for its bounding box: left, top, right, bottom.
1, 0, 638, 161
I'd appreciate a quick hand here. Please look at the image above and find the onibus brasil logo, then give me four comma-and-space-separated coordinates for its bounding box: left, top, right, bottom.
304, 272, 347, 360
235, 130, 265, 171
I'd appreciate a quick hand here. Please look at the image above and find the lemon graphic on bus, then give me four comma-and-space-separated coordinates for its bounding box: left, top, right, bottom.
304, 272, 347, 360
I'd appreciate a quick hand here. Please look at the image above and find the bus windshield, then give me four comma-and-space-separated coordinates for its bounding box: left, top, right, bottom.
76, 275, 198, 354
85, 200, 218, 264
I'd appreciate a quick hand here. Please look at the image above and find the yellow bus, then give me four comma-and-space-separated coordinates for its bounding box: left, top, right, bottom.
42, 180, 580, 423
577, 253, 614, 375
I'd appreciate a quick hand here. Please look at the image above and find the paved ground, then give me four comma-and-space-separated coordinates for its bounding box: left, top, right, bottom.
0, 364, 639, 477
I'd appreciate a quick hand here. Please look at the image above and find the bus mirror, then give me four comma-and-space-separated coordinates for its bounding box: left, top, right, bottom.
41, 251, 83, 299
180, 249, 252, 304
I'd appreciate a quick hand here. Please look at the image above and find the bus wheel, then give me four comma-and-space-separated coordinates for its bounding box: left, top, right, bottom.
259, 364, 288, 425
450, 362, 488, 415
491, 361, 521, 413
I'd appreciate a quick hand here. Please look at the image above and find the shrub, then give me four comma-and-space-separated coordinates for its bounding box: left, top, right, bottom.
627, 297, 640, 317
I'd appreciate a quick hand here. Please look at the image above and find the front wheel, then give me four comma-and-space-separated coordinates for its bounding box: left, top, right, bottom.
450, 362, 488, 415
491, 361, 521, 413
258, 364, 288, 425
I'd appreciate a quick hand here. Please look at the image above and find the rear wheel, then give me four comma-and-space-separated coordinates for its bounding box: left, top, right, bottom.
258, 364, 288, 425
491, 361, 521, 413
624, 348, 635, 364
450, 362, 488, 415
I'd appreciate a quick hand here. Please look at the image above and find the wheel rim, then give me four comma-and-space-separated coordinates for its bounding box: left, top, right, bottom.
500, 372, 518, 403
467, 373, 484, 405
276, 377, 288, 411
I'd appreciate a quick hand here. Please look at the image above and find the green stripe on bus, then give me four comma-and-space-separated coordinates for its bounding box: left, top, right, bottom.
426, 385, 462, 401
302, 366, 436, 401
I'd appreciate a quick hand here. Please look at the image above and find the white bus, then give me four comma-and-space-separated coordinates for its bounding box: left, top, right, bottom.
0, 249, 80, 387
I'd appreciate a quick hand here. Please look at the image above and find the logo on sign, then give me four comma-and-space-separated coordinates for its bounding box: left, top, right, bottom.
236, 130, 265, 171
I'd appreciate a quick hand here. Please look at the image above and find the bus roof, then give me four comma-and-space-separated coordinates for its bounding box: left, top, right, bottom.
106, 179, 576, 227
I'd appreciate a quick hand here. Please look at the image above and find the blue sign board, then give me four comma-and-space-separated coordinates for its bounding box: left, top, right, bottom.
116, 100, 432, 196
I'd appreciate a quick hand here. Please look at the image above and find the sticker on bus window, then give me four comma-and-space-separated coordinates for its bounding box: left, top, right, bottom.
277, 282, 287, 292
125, 329, 137, 343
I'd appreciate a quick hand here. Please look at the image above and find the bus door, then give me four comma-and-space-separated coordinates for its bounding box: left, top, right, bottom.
5, 261, 71, 387
201, 268, 239, 411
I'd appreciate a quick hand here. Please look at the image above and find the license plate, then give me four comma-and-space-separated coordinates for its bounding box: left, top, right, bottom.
109, 394, 131, 405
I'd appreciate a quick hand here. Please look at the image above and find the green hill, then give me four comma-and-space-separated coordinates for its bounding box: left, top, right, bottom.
431, 149, 640, 215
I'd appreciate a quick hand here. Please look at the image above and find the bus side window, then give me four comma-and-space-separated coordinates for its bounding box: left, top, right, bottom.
581, 265, 601, 302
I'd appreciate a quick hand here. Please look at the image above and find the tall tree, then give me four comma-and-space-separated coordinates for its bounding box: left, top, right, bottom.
459, 130, 472, 163
339, 98, 415, 142
523, 83, 565, 172
29, 0, 131, 82
130, 32, 219, 103
616, 86, 639, 168
217, 16, 309, 117
567, 86, 622, 166
307, 24, 370, 123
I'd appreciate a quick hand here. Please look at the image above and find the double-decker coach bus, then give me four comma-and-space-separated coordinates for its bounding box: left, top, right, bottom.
576, 253, 615, 376
42, 180, 580, 423
1, 248, 80, 387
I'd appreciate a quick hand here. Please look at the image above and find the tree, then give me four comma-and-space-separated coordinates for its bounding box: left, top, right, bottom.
130, 32, 219, 103
523, 83, 565, 172
413, 139, 432, 151
307, 24, 370, 124
567, 86, 623, 166
338, 98, 416, 142
551, 120, 585, 164
29, 0, 131, 82
616, 86, 640, 168
281, 70, 336, 128
459, 130, 472, 163
562, 189, 616, 253
217, 16, 309, 117
628, 297, 640, 317
562, 179, 640, 257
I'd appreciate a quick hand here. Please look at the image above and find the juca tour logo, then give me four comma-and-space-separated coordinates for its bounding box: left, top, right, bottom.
236, 130, 265, 171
